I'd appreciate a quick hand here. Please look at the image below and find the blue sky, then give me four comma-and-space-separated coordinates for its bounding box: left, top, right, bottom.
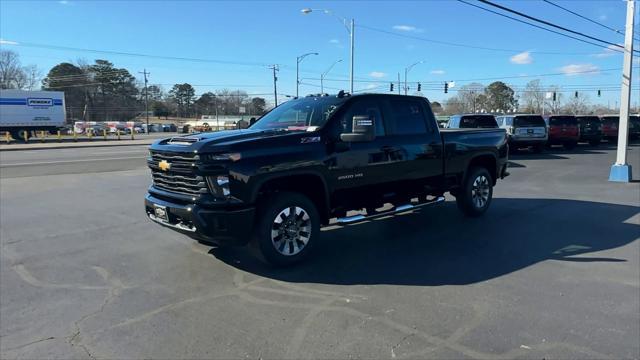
1, 0, 638, 107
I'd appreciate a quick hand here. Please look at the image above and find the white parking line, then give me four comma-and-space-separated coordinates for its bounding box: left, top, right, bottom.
0, 156, 145, 167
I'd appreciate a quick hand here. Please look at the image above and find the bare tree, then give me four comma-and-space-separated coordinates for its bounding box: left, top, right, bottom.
544, 85, 563, 114
23, 64, 42, 91
521, 80, 545, 113
563, 93, 591, 115
0, 49, 26, 89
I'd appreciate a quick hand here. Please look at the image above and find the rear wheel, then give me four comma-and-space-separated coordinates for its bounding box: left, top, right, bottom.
10, 130, 30, 142
250, 192, 319, 267
456, 167, 494, 217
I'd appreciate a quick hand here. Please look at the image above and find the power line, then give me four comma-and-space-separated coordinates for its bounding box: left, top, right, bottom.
457, 0, 628, 54
473, 0, 639, 54
357, 24, 594, 55
9, 41, 273, 67
542, 0, 638, 41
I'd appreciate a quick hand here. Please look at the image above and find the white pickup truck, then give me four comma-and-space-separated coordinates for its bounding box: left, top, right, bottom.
0, 90, 66, 141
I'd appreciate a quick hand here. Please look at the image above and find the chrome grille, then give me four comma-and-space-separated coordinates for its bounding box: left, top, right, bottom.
148, 150, 208, 196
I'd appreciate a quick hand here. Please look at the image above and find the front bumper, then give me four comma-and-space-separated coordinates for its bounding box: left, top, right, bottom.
145, 193, 255, 246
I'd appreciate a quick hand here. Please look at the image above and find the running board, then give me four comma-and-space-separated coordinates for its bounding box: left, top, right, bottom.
336, 196, 445, 225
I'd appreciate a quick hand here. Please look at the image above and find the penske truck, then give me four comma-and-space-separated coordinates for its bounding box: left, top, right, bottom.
0, 90, 66, 141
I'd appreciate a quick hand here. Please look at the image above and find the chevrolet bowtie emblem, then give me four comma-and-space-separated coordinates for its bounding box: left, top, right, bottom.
158, 160, 171, 171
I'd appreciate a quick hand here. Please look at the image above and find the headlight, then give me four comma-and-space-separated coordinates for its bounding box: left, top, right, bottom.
207, 175, 230, 197
206, 153, 242, 162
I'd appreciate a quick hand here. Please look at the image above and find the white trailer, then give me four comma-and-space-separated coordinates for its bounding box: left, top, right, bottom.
0, 90, 66, 141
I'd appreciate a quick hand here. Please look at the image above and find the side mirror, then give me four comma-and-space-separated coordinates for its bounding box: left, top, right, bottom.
340, 115, 376, 142
249, 117, 257, 126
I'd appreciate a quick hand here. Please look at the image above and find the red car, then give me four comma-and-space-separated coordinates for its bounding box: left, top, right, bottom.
601, 115, 619, 142
544, 115, 579, 149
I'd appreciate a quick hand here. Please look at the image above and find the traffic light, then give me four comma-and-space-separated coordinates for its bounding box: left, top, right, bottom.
597, 89, 601, 97
553, 92, 557, 101
417, 82, 421, 91
444, 82, 449, 94
575, 91, 579, 98
390, 83, 394, 92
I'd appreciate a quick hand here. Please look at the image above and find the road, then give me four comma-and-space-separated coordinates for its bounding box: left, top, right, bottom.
1, 142, 639, 359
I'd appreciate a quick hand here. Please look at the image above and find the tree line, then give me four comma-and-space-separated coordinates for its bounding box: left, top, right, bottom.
0, 50, 268, 122
438, 80, 627, 116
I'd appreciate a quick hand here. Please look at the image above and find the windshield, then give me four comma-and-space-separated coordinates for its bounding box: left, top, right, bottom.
576, 116, 600, 125
514, 115, 545, 127
251, 97, 346, 131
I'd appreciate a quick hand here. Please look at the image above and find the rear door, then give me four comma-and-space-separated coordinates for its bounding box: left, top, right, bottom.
383, 97, 442, 192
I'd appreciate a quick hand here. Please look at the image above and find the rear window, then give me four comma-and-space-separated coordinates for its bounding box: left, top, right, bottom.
459, 115, 498, 128
602, 116, 619, 125
514, 115, 545, 127
548, 116, 577, 126
576, 116, 600, 125
630, 116, 639, 123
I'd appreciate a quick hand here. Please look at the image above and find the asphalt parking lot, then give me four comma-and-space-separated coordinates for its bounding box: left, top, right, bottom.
1, 142, 639, 359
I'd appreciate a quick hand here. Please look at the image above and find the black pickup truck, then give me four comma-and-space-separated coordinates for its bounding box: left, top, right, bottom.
145, 93, 509, 266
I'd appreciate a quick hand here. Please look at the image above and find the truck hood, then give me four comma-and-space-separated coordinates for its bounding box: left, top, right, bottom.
151, 128, 308, 153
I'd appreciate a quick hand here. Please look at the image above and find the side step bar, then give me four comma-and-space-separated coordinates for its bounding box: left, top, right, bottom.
336, 196, 445, 225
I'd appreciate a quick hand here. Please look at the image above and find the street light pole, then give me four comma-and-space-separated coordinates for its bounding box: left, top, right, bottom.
609, 0, 635, 182
296, 52, 319, 98
302, 8, 354, 94
321, 59, 342, 94
404, 61, 424, 95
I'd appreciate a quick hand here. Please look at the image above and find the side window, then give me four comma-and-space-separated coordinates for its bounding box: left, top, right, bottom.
388, 99, 428, 135
496, 117, 504, 126
505, 117, 513, 126
339, 99, 385, 137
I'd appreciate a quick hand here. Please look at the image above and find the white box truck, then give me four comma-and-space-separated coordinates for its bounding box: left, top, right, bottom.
0, 90, 66, 141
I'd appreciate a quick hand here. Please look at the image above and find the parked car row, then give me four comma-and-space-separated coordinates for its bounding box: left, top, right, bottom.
445, 113, 639, 152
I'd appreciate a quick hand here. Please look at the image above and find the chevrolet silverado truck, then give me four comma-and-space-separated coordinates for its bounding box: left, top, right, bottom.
145, 93, 509, 266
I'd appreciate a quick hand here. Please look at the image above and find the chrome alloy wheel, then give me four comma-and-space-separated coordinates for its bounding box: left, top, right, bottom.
471, 175, 490, 209
271, 206, 312, 256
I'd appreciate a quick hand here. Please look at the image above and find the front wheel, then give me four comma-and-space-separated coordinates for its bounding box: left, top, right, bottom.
456, 167, 494, 217
250, 192, 320, 267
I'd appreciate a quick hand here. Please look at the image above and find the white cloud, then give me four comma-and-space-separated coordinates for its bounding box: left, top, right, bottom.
392, 25, 424, 33
369, 71, 386, 78
598, 14, 607, 21
560, 64, 600, 76
328, 39, 339, 44
430, 70, 445, 75
0, 39, 19, 45
510, 51, 533, 64
58, 0, 70, 4
592, 44, 622, 58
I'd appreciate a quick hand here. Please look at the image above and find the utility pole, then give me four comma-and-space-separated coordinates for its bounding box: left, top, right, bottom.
270, 65, 279, 107
139, 69, 150, 134
397, 73, 401, 95
609, 0, 635, 182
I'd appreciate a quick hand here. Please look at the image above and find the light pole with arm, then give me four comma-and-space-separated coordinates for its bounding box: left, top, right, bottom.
301, 8, 354, 94
296, 52, 318, 98
404, 61, 424, 95
321, 59, 342, 94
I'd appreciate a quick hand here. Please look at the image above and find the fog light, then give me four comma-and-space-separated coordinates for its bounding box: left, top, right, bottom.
207, 175, 230, 197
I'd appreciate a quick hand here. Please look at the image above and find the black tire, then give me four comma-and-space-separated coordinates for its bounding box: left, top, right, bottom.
532, 144, 545, 153
456, 167, 494, 217
563, 141, 577, 150
250, 191, 320, 267
589, 139, 600, 146
10, 130, 30, 142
